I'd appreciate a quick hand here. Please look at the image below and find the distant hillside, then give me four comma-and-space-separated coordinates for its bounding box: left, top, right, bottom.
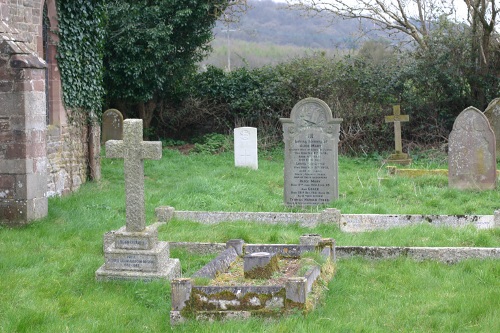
203, 0, 397, 69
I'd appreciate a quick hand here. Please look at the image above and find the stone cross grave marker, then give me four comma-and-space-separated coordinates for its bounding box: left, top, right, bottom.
101, 109, 124, 144
280, 98, 342, 206
483, 98, 500, 155
97, 119, 181, 281
385, 105, 411, 165
448, 106, 496, 190
234, 127, 258, 170
105, 119, 162, 232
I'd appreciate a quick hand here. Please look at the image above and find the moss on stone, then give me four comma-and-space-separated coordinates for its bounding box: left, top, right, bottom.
244, 254, 280, 279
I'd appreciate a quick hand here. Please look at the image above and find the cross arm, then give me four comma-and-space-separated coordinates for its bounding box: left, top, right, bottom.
141, 141, 162, 160
106, 140, 125, 158
385, 115, 409, 123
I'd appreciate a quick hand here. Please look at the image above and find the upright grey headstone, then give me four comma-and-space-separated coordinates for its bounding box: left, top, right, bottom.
280, 98, 342, 206
96, 119, 180, 281
101, 109, 123, 144
483, 98, 500, 155
448, 106, 496, 190
234, 127, 258, 170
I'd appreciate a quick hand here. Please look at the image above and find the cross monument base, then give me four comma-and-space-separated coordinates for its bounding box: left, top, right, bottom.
385, 152, 412, 166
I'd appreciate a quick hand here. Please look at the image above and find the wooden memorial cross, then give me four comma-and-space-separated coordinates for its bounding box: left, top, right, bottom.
105, 119, 162, 232
385, 105, 409, 154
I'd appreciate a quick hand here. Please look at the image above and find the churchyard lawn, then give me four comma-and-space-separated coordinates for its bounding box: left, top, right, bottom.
0, 148, 499, 332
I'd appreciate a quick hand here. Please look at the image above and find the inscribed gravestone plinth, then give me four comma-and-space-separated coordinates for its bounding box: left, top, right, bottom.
234, 127, 258, 170
96, 119, 180, 281
449, 107, 496, 190
280, 98, 342, 206
101, 109, 123, 144
385, 105, 411, 165
483, 98, 500, 155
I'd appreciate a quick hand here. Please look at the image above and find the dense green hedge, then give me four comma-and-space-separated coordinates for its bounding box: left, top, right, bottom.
159, 45, 497, 154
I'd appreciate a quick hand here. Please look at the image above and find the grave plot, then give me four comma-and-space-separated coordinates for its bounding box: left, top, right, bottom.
170, 235, 336, 325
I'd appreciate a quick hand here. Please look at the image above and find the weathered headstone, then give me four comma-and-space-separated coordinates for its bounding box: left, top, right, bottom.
483, 98, 500, 155
448, 106, 496, 190
234, 127, 258, 170
385, 105, 412, 165
280, 98, 342, 206
96, 119, 180, 281
101, 109, 123, 144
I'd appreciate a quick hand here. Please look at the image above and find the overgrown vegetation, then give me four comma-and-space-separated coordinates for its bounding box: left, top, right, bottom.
0, 151, 498, 331
56, 0, 106, 117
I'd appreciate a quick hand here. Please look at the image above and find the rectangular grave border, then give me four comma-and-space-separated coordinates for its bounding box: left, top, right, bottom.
169, 242, 500, 263
155, 206, 500, 232
170, 237, 336, 325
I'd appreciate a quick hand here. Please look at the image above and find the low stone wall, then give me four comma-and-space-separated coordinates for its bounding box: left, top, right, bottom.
170, 242, 500, 264
156, 207, 341, 228
337, 246, 500, 264
340, 214, 496, 232
156, 206, 499, 232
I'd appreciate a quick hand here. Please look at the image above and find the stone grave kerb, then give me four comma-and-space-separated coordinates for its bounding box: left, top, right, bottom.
105, 119, 161, 232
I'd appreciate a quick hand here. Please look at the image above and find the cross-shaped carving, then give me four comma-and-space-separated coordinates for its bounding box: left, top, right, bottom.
105, 119, 162, 232
240, 150, 251, 163
385, 105, 409, 154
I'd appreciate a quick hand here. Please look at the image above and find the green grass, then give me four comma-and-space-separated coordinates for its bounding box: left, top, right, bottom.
0, 148, 499, 332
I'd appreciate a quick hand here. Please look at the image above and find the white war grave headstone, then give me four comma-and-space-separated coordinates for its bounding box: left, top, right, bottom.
96, 119, 180, 281
234, 127, 258, 170
385, 105, 412, 165
483, 98, 500, 155
101, 108, 123, 144
280, 98, 342, 206
448, 106, 496, 190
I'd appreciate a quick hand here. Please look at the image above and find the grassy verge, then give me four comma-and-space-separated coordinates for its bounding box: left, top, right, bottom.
0, 149, 499, 332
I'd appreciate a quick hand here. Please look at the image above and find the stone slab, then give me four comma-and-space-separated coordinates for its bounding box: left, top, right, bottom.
234, 127, 258, 169
95, 258, 180, 282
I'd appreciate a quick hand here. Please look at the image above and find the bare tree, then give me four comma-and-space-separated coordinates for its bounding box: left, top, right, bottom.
464, 0, 499, 104
286, 0, 457, 49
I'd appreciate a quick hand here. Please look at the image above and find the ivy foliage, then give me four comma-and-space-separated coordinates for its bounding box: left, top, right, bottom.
56, 0, 107, 118
104, 0, 230, 104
